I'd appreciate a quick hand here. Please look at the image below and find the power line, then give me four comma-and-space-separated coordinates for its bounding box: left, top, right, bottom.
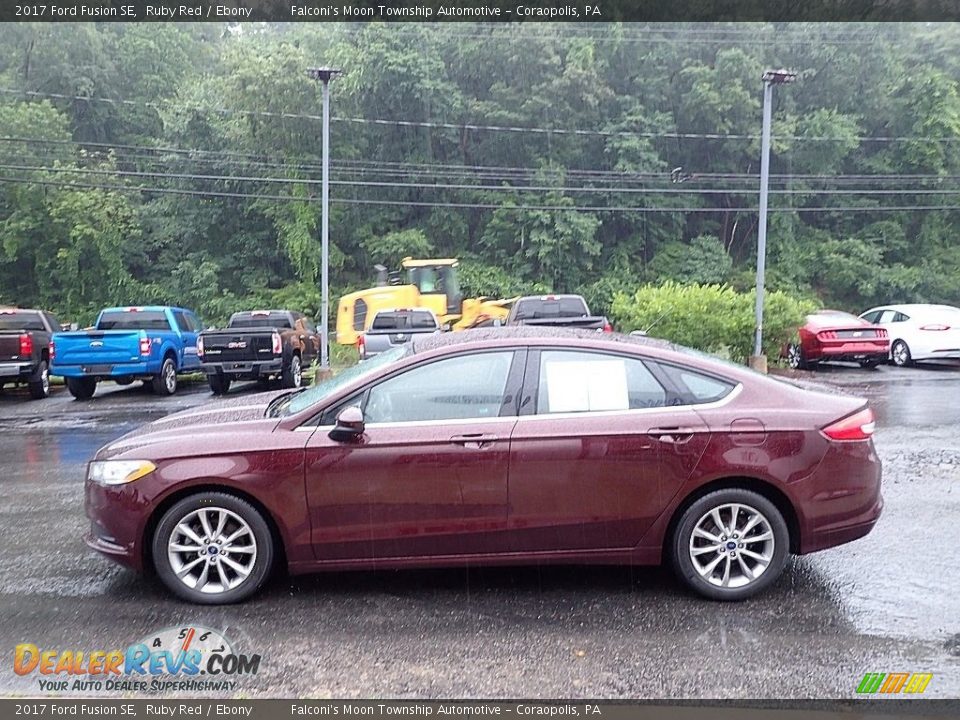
2, 173, 959, 214
4, 88, 960, 144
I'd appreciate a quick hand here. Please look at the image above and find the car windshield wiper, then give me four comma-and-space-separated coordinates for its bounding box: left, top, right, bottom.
265, 387, 307, 418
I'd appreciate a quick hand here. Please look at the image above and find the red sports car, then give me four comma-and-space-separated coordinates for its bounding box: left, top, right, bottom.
85, 328, 882, 604
784, 310, 889, 370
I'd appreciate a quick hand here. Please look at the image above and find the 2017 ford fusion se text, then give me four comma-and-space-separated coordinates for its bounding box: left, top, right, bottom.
84, 328, 882, 604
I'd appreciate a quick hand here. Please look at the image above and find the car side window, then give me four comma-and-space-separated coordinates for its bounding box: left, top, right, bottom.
185, 312, 201, 331
895, 312, 910, 322
878, 310, 898, 324
861, 310, 881, 324
536, 350, 666, 414
365, 351, 514, 423
172, 310, 189, 332
654, 363, 737, 405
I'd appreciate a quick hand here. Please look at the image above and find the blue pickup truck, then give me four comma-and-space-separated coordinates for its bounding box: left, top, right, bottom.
50, 306, 203, 399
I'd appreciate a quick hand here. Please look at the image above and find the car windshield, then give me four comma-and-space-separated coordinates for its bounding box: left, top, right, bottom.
276, 345, 409, 417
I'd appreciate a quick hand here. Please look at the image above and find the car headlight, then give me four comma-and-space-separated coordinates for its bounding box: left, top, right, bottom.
88, 460, 156, 486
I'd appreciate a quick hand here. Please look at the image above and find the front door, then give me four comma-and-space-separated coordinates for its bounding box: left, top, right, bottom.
506, 349, 711, 553
304, 349, 524, 561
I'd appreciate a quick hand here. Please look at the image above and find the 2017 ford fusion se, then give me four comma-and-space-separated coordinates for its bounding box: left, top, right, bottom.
85, 328, 882, 604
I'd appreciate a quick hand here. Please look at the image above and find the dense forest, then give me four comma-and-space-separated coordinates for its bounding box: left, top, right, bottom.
1, 22, 959, 328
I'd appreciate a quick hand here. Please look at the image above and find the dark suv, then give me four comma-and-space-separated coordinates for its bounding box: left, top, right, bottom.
0, 307, 62, 399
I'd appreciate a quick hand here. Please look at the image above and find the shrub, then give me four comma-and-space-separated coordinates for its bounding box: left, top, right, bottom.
609, 281, 816, 363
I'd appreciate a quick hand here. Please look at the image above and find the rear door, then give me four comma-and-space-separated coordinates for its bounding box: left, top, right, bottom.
505, 348, 711, 553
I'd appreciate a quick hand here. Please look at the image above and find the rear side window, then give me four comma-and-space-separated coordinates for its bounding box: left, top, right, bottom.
654, 363, 736, 405
514, 297, 588, 320
0, 311, 45, 331
97, 310, 171, 331
536, 350, 666, 414
353, 300, 367, 331
371, 311, 436, 330
228, 312, 292, 329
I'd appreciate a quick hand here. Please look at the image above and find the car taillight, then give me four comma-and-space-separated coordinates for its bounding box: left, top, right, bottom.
197, 335, 204, 358
139, 336, 151, 356
49, 341, 55, 361
357, 335, 366, 359
818, 330, 838, 340
19, 333, 32, 356
272, 331, 282, 355
821, 407, 876, 442
920, 324, 950, 331
877, 328, 888, 338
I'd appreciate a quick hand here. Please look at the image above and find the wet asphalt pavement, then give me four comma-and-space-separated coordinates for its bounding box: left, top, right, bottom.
0, 366, 959, 700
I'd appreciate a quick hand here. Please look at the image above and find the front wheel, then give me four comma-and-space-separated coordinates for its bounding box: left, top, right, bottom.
281, 354, 302, 389
66, 376, 97, 400
152, 357, 178, 395
28, 360, 50, 399
152, 492, 274, 604
891, 340, 913, 367
671, 489, 790, 601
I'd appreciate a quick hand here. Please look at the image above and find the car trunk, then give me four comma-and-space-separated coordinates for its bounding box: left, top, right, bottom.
201, 331, 276, 362
54, 330, 143, 366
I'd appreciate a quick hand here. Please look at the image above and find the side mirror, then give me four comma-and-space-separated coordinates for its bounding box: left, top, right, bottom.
328, 406, 365, 443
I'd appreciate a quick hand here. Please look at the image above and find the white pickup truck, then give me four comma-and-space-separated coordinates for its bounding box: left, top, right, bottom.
359, 308, 443, 360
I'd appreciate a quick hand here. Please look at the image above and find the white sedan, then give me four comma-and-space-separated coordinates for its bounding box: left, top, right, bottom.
859, 304, 960, 366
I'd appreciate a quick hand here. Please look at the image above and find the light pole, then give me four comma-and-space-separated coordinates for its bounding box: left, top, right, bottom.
307, 66, 342, 379
750, 68, 797, 373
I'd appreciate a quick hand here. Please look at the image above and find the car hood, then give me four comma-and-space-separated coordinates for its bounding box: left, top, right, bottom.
94, 390, 289, 460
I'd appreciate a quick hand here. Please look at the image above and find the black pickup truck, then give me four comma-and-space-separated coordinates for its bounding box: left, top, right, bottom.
506, 295, 613, 332
198, 310, 320, 394
0, 307, 61, 399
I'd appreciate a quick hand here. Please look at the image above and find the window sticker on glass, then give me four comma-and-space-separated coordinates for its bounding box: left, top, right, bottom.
544, 359, 629, 413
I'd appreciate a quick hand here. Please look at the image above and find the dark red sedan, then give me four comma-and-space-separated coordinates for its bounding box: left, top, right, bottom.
85, 328, 882, 604
784, 310, 889, 370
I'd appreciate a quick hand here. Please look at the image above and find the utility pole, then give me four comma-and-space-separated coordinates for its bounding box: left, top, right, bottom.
307, 66, 342, 380
750, 69, 797, 373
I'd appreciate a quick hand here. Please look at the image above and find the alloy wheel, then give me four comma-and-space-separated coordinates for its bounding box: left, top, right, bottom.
164, 362, 176, 393
688, 502, 775, 589
892, 341, 911, 367
787, 344, 802, 369
167, 507, 258, 595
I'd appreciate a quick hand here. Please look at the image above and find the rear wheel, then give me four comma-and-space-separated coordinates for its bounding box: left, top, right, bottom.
891, 340, 913, 367
208, 374, 231, 395
152, 357, 178, 395
152, 492, 274, 604
281, 354, 302, 389
28, 360, 50, 400
66, 376, 97, 400
787, 343, 808, 370
671, 488, 789, 601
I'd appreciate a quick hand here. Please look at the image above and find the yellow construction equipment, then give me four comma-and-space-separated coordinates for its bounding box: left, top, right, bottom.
336, 258, 514, 345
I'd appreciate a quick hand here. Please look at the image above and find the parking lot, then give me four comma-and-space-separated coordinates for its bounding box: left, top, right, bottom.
1, 365, 959, 699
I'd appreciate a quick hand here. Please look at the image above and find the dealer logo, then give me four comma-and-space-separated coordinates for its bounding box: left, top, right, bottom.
13, 625, 261, 693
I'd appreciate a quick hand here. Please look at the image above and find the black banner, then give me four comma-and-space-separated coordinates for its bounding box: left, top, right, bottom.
4, 0, 960, 22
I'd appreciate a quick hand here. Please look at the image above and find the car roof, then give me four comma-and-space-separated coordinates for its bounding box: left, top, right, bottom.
863, 303, 960, 314
100, 306, 191, 313
410, 326, 667, 353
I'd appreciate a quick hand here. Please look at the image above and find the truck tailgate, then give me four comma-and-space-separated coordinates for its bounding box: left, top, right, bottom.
201, 331, 275, 362
52, 330, 143, 366
0, 333, 24, 360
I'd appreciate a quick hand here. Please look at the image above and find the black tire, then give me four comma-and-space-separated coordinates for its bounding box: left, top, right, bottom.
66, 376, 97, 400
786, 343, 807, 370
152, 357, 178, 395
208, 374, 231, 395
670, 488, 790, 601
152, 492, 274, 605
114, 376, 135, 386
28, 360, 50, 400
859, 359, 880, 370
891, 339, 913, 367
281, 353, 302, 389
